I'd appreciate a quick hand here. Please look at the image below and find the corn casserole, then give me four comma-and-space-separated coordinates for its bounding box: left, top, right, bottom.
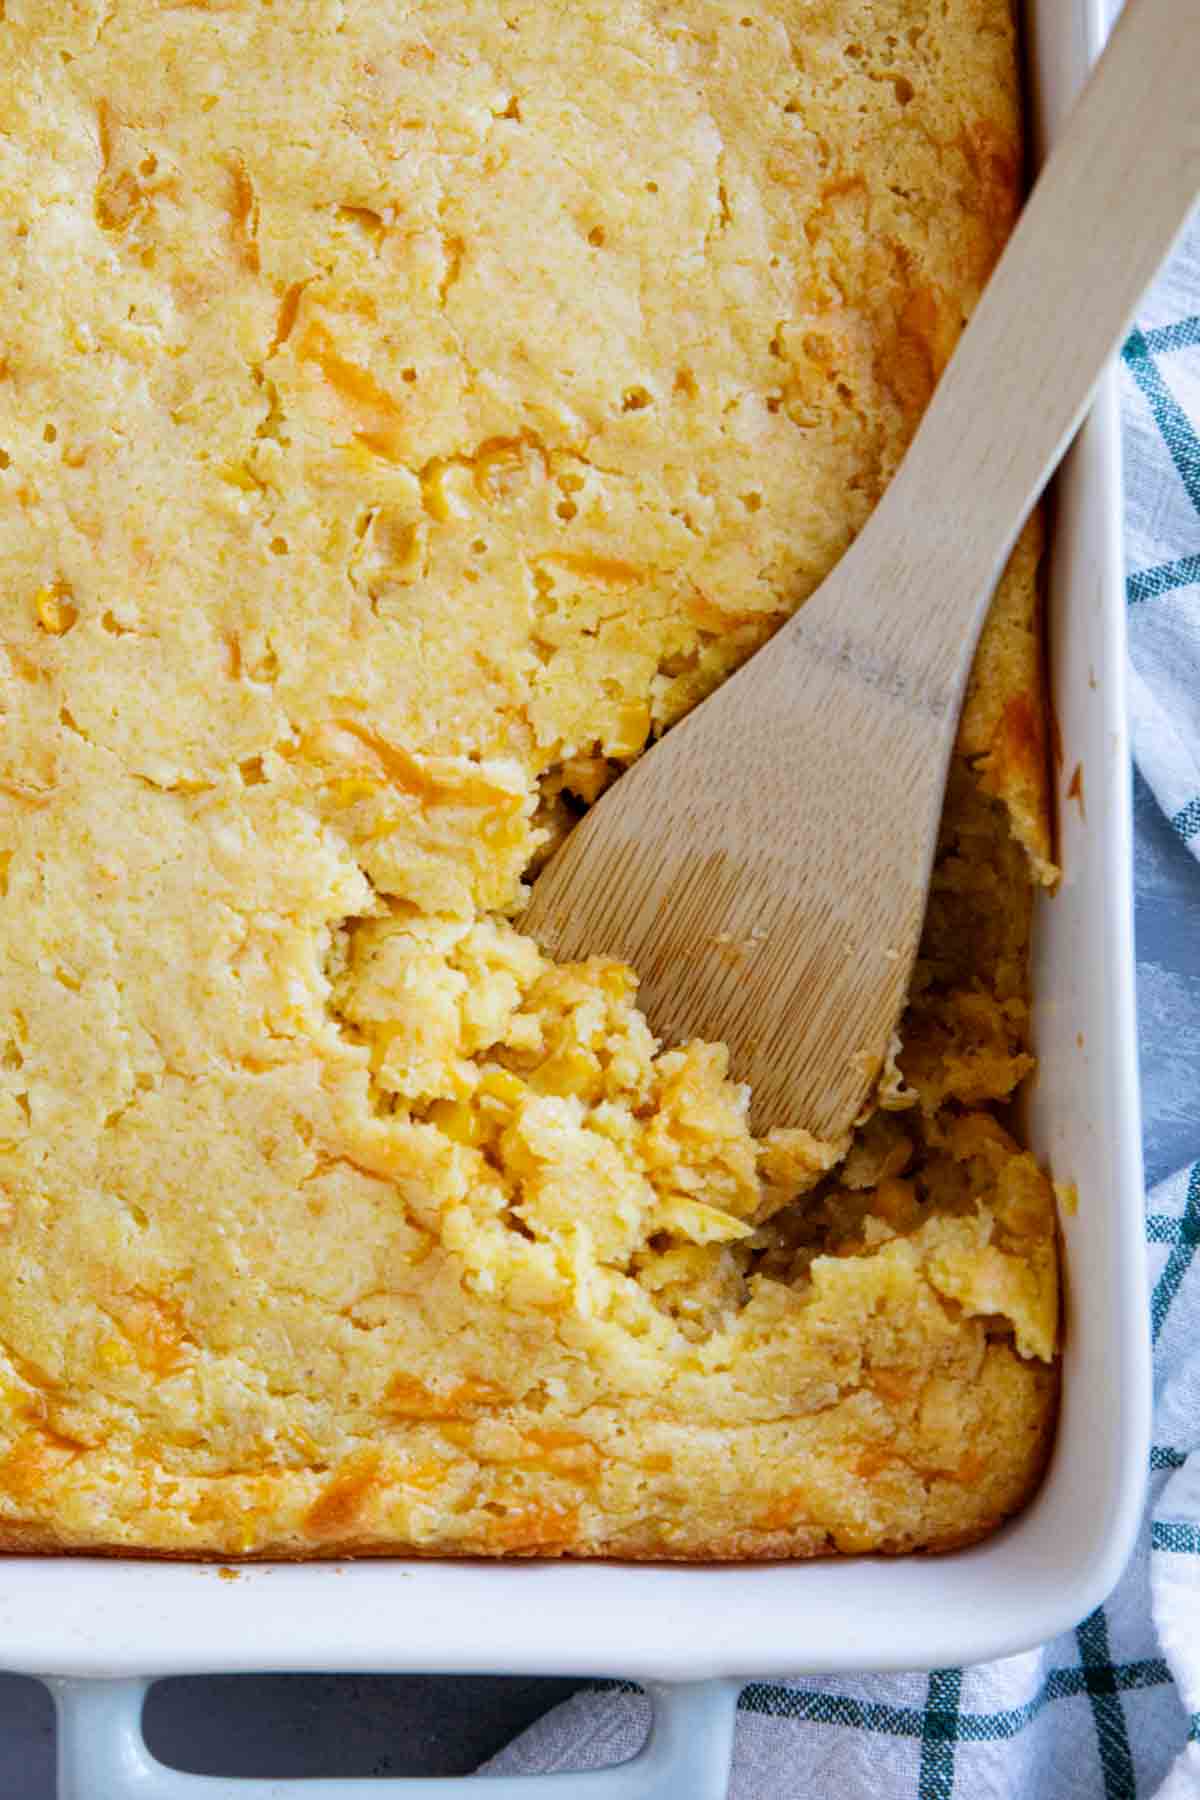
0, 0, 1058, 1558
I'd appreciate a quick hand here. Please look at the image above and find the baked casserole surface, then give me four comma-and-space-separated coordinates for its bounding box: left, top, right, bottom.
0, 0, 1057, 1558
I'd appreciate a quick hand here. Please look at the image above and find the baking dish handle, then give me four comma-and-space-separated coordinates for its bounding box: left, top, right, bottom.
47, 1674, 741, 1798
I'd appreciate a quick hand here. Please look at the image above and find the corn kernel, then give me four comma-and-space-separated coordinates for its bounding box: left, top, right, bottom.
529, 1049, 594, 1098
327, 773, 383, 808
478, 1069, 525, 1106
596, 963, 633, 1001
605, 700, 651, 759
427, 1098, 482, 1147
34, 585, 77, 635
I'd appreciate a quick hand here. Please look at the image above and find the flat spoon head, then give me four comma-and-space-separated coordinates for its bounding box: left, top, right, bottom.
522, 552, 948, 1140
524, 0, 1200, 1141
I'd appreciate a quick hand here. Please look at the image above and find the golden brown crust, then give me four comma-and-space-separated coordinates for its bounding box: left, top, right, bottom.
959, 517, 1056, 882
0, 0, 1056, 1563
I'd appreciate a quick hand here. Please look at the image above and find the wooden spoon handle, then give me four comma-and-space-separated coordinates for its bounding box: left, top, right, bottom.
824, 0, 1200, 709
524, 0, 1200, 1141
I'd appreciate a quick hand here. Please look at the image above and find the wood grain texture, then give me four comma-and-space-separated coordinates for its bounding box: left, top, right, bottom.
524, 0, 1200, 1138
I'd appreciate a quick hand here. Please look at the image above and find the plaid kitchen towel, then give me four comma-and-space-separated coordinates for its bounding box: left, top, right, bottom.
481, 153, 1200, 1800
1124, 208, 1200, 861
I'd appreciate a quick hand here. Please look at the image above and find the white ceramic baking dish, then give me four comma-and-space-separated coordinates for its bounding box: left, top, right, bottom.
5, 1, 1150, 1793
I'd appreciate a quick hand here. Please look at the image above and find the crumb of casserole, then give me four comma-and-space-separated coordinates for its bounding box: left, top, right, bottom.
0, 0, 1056, 1560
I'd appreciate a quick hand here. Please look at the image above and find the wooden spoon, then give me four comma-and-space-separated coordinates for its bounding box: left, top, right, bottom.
523, 0, 1200, 1141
